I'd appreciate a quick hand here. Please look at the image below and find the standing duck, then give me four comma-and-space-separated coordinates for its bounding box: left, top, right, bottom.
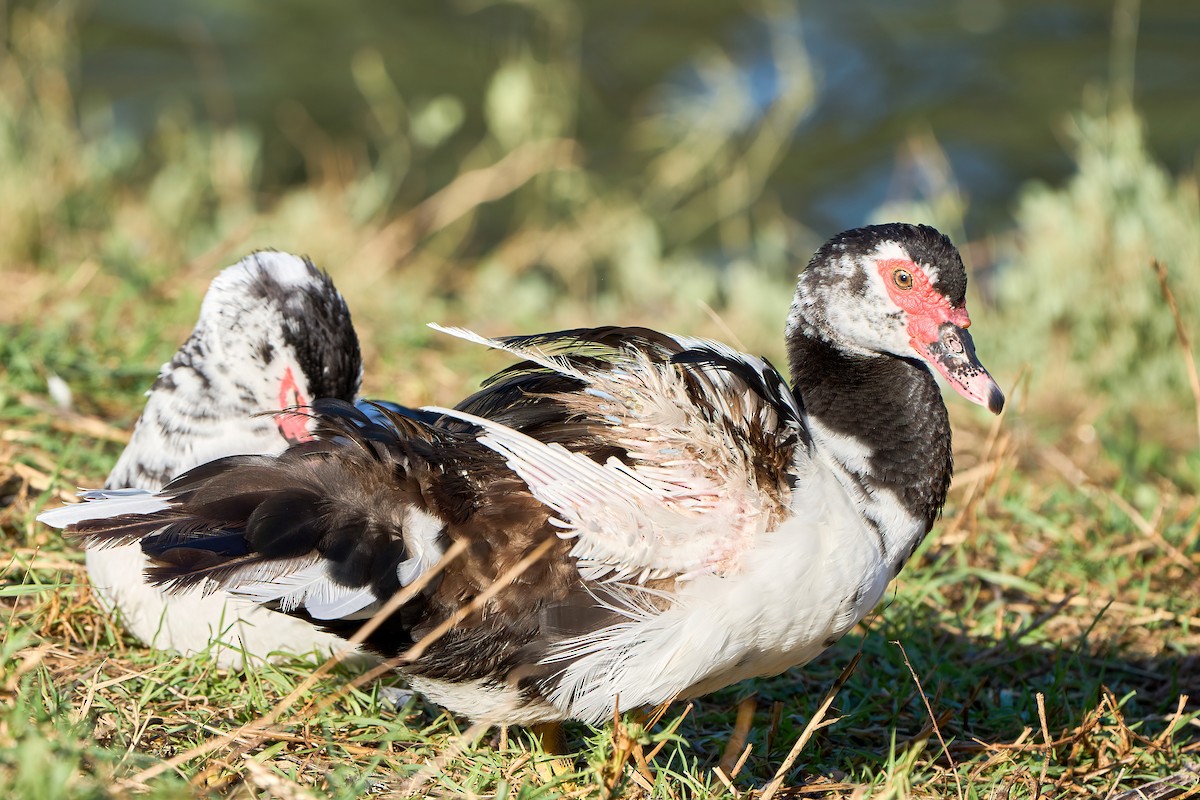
43, 223, 1003, 725
82, 252, 364, 667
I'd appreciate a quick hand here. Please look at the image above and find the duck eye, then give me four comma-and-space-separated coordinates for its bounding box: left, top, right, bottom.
892, 269, 913, 290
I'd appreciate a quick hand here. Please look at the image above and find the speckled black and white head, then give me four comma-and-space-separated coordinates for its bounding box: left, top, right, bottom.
82, 251, 364, 668
106, 251, 363, 490
787, 223, 1003, 414
209, 252, 364, 440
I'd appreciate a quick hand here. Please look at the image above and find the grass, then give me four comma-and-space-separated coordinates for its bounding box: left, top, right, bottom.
4, 367, 1198, 797
3, 2, 1200, 797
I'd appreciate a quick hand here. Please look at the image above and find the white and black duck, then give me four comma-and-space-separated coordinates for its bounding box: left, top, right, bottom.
43, 223, 1003, 725
81, 251, 364, 667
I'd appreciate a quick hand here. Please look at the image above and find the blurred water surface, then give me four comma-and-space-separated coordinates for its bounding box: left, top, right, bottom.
78, 0, 1199, 234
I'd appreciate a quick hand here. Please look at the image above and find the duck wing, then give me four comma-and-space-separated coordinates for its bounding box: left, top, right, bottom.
432, 325, 810, 583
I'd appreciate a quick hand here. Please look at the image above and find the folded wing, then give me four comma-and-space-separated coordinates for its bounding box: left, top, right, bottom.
432, 325, 809, 583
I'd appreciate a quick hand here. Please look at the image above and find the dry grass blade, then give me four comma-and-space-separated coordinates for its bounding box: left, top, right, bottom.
398, 536, 557, 664
1036, 692, 1052, 797
1154, 695, 1191, 749
759, 651, 860, 800
968, 702, 1109, 755
9, 462, 78, 501
642, 702, 692, 764
17, 392, 132, 444
895, 640, 965, 800
119, 539, 469, 789
1106, 763, 1200, 800
602, 699, 633, 798
713, 765, 739, 797
1152, 260, 1200, 447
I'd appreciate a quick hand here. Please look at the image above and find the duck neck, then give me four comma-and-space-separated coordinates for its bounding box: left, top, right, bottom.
787, 328, 953, 569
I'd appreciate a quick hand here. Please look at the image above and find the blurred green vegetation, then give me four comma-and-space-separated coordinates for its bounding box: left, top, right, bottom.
995, 98, 1200, 415
75, 0, 1200, 235
5, 1, 1199, 433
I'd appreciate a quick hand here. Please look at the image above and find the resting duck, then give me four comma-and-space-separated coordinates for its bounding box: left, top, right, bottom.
82, 252, 364, 667
43, 223, 1002, 725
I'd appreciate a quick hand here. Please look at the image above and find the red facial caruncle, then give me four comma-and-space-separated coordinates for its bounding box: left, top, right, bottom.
275, 366, 313, 442
874, 257, 1004, 414
875, 258, 969, 345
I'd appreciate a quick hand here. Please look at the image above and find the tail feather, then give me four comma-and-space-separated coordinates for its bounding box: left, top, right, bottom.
38, 490, 171, 531
40, 403, 455, 634
145, 549, 315, 596
242, 488, 324, 559
141, 527, 249, 559
63, 516, 173, 548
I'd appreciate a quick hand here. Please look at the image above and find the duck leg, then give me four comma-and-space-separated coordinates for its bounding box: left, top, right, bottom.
529, 721, 567, 755
528, 721, 577, 783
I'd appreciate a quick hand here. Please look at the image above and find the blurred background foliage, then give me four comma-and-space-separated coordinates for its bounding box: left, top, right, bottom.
2, 0, 1199, 436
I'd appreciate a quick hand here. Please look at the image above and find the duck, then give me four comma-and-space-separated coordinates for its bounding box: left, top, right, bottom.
81, 251, 365, 668
42, 223, 1003, 727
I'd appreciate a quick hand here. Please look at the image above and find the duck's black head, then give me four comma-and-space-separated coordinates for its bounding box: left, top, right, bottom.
787, 223, 1003, 415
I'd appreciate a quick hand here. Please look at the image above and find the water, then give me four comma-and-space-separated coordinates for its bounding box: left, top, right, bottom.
77, 0, 1200, 235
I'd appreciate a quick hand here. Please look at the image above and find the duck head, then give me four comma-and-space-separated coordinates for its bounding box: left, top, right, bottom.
787, 223, 1004, 415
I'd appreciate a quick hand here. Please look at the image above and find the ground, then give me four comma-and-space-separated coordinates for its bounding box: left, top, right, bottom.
2, 278, 1197, 796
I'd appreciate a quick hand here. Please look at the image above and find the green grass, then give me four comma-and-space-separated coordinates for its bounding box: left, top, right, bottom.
5, 378, 1198, 797
3, 3, 1200, 797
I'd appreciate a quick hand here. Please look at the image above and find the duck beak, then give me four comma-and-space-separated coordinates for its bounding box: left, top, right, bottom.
916, 323, 1004, 415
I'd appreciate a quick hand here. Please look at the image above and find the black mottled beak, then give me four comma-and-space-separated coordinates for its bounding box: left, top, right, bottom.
921, 324, 1005, 414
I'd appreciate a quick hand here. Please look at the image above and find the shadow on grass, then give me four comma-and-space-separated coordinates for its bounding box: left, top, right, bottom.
648, 603, 1199, 792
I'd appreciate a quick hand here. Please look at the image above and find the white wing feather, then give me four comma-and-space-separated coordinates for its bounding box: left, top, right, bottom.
427, 406, 759, 581
38, 489, 172, 529
229, 561, 379, 620
427, 324, 588, 380
426, 324, 802, 581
